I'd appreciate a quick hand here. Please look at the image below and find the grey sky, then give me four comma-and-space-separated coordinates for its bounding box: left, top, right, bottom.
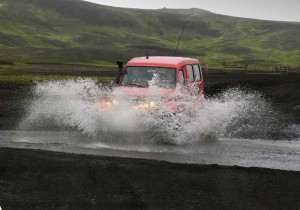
84, 0, 300, 22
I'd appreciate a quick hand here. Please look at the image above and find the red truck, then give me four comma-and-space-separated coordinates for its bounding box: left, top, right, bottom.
101, 56, 204, 113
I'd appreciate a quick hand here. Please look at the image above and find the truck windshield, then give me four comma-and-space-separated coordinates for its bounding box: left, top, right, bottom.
120, 66, 176, 88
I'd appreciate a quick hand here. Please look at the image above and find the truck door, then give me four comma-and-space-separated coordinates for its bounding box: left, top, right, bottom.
185, 64, 200, 96
192, 64, 204, 93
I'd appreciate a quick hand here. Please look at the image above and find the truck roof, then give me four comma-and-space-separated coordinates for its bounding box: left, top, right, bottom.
126, 56, 199, 68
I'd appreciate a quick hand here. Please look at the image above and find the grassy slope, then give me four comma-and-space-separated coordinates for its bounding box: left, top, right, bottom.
0, 0, 299, 68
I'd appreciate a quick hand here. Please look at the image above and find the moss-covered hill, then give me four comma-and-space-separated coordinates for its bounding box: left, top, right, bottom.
0, 0, 299, 68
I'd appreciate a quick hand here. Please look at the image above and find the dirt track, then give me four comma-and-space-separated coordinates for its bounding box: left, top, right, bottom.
0, 148, 299, 209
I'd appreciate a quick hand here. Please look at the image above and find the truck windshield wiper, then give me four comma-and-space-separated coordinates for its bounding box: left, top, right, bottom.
125, 83, 147, 87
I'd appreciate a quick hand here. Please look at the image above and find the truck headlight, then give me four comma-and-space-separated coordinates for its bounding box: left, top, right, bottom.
135, 101, 157, 110
99, 99, 118, 109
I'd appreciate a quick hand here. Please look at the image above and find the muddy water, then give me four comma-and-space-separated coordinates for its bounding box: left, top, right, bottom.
0, 78, 299, 171
0, 130, 299, 171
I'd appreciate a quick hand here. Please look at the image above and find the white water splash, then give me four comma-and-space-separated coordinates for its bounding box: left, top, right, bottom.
19, 79, 298, 144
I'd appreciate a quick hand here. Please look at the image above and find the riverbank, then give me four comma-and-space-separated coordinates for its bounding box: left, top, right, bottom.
0, 147, 299, 209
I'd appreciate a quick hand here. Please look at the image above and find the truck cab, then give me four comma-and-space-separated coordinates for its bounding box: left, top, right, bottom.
117, 56, 204, 95
101, 56, 204, 112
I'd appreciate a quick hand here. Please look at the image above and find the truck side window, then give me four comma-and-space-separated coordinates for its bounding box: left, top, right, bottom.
193, 64, 201, 81
187, 65, 194, 82
178, 70, 184, 85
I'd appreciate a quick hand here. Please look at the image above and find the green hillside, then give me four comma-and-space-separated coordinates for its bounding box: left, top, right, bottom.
0, 0, 299, 68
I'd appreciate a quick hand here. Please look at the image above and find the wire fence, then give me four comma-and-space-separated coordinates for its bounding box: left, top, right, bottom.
203, 63, 300, 75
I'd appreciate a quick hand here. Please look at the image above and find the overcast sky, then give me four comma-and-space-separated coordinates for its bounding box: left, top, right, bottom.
84, 0, 300, 22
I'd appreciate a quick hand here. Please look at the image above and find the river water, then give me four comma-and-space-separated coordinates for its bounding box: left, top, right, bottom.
1, 79, 299, 171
